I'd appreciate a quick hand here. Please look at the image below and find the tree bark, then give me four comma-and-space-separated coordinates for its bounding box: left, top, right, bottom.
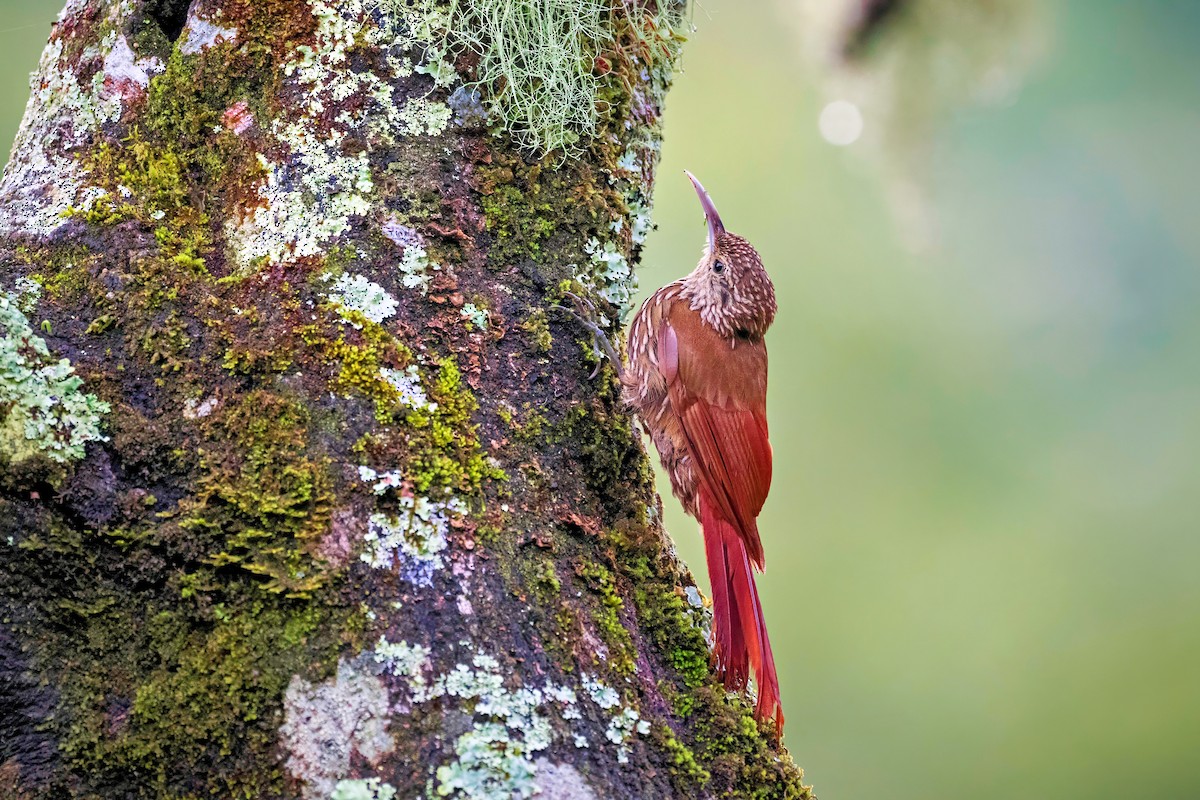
0, 2, 812, 798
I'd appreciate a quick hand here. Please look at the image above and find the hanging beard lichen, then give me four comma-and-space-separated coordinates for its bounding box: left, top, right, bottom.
378, 0, 689, 156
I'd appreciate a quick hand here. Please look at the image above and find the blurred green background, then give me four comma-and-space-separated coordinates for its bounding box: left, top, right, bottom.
3, 1, 1198, 798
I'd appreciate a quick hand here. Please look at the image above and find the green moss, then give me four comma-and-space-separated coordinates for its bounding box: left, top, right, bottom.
217, 0, 319, 65
575, 560, 636, 676
61, 27, 277, 381
682, 686, 812, 800
552, 606, 581, 669
221, 344, 295, 375
176, 391, 335, 599
480, 181, 556, 258
496, 405, 514, 427
56, 597, 350, 799
400, 358, 507, 493
653, 723, 711, 790
18, 244, 97, 303
519, 308, 553, 352
614, 548, 812, 797
550, 378, 653, 511
8, 507, 358, 799
0, 3, 537, 797
529, 555, 562, 595
299, 307, 501, 493
350, 357, 506, 494
139, 45, 271, 216
640, 597, 709, 697
298, 298, 503, 496
476, 154, 612, 268
0, 2, 807, 795
498, 402, 548, 441
495, 545, 580, 672
73, 135, 195, 228
327, 335, 405, 421
85, 313, 117, 336
521, 410, 548, 440
298, 307, 410, 416
69, 128, 215, 375
474, 522, 503, 546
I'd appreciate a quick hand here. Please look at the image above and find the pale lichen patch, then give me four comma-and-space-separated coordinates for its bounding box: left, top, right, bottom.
228, 0, 454, 267
280, 659, 396, 800
373, 636, 433, 702
0, 31, 129, 235
530, 760, 599, 800
379, 366, 437, 410
229, 143, 374, 266
0, 293, 110, 465
460, 303, 488, 330
328, 273, 399, 326
381, 218, 422, 248
181, 395, 219, 420
360, 496, 466, 586
581, 674, 649, 764
180, 9, 239, 55
8, 277, 41, 313
1, 0, 145, 233
612, 149, 655, 247
397, 244, 440, 295
56, 0, 93, 23
417, 650, 558, 799
101, 34, 163, 98
369, 642, 562, 797
331, 777, 399, 800
448, 85, 488, 127
380, 224, 447, 294
572, 146, 662, 322
365, 642, 651, 798
574, 237, 635, 322
358, 465, 406, 495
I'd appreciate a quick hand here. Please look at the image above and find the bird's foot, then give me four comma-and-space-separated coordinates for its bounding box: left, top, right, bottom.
552, 291, 624, 380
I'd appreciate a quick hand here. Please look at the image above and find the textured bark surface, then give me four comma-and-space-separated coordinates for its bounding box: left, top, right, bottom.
0, 1, 812, 798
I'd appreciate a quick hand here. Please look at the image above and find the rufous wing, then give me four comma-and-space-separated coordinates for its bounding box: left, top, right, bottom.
658, 307, 773, 567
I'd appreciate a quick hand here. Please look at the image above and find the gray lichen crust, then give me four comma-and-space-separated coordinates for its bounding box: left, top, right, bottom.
0, 1, 812, 799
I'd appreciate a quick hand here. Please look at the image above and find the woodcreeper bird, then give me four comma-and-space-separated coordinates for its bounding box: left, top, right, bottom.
624, 172, 783, 733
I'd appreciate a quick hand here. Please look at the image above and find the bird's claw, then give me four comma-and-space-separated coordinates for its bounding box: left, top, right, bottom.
552, 292, 623, 379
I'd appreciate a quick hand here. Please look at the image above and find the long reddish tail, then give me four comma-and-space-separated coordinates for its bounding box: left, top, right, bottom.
700, 492, 784, 734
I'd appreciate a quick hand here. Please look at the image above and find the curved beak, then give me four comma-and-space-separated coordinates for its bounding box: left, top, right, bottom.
684, 170, 725, 254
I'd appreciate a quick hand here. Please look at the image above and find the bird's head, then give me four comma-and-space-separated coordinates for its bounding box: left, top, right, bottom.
681, 171, 777, 341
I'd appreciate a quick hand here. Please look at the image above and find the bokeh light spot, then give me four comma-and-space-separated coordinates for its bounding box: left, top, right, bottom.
819, 100, 864, 146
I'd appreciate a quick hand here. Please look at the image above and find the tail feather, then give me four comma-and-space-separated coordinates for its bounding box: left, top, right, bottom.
700, 493, 784, 735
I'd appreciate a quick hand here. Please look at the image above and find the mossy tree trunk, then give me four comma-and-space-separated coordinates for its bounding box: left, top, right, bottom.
0, 1, 812, 798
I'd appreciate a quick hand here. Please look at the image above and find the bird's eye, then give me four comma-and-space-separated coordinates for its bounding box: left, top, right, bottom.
713, 260, 726, 274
